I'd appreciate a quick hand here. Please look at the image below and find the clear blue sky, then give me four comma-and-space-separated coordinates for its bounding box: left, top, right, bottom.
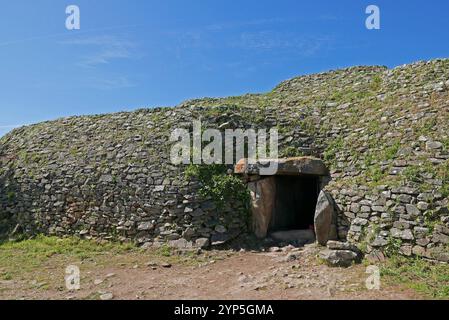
1, 0, 449, 136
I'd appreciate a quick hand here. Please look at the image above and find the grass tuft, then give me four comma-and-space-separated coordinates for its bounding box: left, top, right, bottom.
380, 256, 449, 299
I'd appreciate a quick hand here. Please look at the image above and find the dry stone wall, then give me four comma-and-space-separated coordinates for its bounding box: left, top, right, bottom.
1, 59, 448, 261
0, 108, 250, 248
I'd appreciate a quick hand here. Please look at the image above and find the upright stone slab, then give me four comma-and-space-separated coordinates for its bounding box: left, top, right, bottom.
314, 190, 337, 245
248, 177, 276, 238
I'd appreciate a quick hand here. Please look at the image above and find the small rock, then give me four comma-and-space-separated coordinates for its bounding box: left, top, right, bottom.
195, 238, 210, 249
413, 227, 429, 238
432, 233, 449, 245
215, 225, 227, 233
412, 246, 426, 256
284, 253, 299, 262
426, 141, 443, 150
399, 245, 413, 256
137, 222, 154, 231
141, 242, 152, 249
366, 250, 386, 263
100, 292, 114, 300
417, 202, 429, 211
391, 228, 414, 240
145, 261, 158, 267
435, 224, 449, 236
319, 249, 360, 268
371, 237, 388, 248
326, 240, 360, 253
405, 204, 421, 216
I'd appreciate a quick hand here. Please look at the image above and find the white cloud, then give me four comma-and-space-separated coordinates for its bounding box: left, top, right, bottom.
86, 76, 136, 90
61, 35, 136, 67
231, 31, 332, 56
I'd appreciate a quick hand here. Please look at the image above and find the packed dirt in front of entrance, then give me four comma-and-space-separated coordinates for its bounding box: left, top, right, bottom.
0, 243, 422, 300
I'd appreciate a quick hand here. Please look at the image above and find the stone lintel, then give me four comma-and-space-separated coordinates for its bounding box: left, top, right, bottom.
235, 157, 329, 176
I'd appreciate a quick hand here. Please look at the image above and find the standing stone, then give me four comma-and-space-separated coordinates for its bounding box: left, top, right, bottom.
314, 191, 338, 245
248, 177, 276, 238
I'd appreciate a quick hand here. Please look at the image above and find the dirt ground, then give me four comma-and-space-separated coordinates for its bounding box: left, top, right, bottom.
0, 243, 423, 300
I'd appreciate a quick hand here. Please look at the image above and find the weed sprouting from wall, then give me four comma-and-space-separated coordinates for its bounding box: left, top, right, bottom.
185, 164, 250, 216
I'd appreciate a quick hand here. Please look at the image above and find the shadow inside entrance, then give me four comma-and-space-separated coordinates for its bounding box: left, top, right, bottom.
270, 175, 319, 231
268, 175, 319, 245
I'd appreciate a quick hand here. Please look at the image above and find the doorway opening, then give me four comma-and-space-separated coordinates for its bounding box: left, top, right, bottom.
235, 157, 332, 244
269, 175, 319, 233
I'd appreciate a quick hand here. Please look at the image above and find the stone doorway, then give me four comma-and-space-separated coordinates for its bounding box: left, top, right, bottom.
235, 157, 336, 245
270, 175, 319, 232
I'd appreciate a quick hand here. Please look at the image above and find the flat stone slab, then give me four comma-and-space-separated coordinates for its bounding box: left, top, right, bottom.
235, 157, 329, 176
270, 230, 316, 242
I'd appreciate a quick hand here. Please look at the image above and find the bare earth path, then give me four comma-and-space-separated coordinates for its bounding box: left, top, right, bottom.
0, 244, 422, 300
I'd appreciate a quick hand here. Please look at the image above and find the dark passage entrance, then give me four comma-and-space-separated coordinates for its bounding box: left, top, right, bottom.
269, 175, 319, 232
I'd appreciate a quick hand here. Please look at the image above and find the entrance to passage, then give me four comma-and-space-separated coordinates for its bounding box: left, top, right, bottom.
268, 175, 320, 237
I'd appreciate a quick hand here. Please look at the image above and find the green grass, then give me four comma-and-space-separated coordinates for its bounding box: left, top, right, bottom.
0, 235, 229, 282
381, 256, 449, 299
280, 146, 305, 158
0, 236, 231, 299
370, 74, 383, 91
323, 136, 344, 166
0, 235, 136, 278
438, 161, 449, 198
185, 164, 250, 213
155, 244, 173, 257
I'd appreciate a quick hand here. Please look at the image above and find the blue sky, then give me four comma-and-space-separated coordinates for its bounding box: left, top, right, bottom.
1, 0, 449, 136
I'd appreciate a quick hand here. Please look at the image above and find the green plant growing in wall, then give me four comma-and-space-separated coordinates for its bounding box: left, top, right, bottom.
358, 223, 380, 253
280, 146, 304, 158
367, 164, 385, 183
323, 137, 344, 166
439, 161, 449, 198
6, 191, 15, 203
402, 165, 423, 184
383, 141, 401, 161
423, 209, 445, 233
370, 74, 383, 91
384, 236, 403, 258
185, 164, 250, 214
